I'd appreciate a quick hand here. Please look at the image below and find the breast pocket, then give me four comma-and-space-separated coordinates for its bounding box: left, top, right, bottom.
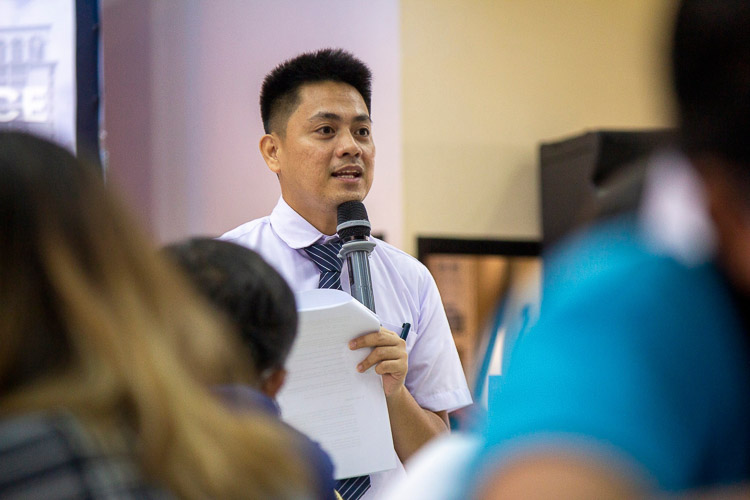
380, 319, 414, 353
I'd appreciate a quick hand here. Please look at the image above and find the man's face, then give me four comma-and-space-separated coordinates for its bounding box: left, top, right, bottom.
267, 81, 375, 226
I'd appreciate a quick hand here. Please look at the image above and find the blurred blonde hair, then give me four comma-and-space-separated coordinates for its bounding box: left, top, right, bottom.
0, 132, 313, 498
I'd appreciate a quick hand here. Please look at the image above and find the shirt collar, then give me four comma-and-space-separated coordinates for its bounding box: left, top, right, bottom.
269, 197, 338, 248
638, 150, 716, 266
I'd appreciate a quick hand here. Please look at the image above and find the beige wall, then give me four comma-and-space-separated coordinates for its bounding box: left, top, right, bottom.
401, 0, 678, 254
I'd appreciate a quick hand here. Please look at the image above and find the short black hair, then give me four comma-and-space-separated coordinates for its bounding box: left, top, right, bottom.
164, 238, 297, 374
260, 48, 372, 134
672, 0, 750, 171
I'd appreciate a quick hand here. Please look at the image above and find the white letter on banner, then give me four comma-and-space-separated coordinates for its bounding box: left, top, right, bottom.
23, 86, 50, 123
0, 87, 21, 122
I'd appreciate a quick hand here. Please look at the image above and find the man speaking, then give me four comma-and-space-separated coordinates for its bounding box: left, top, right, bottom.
221, 48, 472, 499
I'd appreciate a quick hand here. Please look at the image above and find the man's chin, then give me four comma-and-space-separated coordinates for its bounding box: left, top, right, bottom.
335, 193, 368, 206
325, 188, 371, 214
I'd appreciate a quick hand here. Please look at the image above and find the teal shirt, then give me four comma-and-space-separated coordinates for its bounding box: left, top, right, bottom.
480, 219, 750, 491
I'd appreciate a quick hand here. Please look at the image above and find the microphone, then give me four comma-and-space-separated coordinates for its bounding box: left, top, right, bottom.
337, 201, 376, 312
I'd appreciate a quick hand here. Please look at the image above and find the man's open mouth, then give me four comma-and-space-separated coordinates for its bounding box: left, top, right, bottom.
332, 168, 363, 179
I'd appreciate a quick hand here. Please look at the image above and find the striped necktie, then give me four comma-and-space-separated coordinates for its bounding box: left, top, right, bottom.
303, 240, 344, 290
303, 240, 372, 500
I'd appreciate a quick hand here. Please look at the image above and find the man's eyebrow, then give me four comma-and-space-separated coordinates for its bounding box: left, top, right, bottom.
308, 112, 372, 123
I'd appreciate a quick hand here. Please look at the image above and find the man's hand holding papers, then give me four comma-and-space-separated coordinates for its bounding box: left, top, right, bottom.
349, 327, 408, 397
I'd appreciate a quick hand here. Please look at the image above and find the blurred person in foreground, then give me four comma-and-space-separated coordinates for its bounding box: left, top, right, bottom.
0, 131, 314, 499
470, 1, 750, 498
164, 237, 337, 499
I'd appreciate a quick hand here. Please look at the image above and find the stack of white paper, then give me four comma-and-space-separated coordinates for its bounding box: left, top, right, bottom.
276, 288, 398, 479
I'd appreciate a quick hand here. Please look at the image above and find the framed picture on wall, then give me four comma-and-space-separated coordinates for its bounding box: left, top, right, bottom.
0, 0, 100, 163
418, 237, 542, 414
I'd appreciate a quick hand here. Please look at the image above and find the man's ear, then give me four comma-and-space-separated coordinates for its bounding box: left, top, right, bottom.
698, 157, 750, 291
259, 134, 281, 174
261, 367, 287, 399
699, 158, 745, 234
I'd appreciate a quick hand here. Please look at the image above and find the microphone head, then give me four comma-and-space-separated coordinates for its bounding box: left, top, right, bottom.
337, 201, 371, 240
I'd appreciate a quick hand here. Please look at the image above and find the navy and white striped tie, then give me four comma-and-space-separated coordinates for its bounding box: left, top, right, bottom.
303, 239, 371, 500
335, 475, 370, 500
303, 240, 344, 290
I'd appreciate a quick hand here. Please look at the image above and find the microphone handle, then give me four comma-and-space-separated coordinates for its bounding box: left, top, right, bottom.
347, 250, 376, 312
339, 239, 376, 313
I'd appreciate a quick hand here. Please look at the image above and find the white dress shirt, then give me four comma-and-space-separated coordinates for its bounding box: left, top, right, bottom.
221, 197, 473, 499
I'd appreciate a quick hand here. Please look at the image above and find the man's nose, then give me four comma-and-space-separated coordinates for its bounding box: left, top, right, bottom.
336, 130, 362, 157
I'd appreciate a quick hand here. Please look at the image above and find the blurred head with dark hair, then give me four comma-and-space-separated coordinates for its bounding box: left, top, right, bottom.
164, 238, 297, 397
672, 0, 750, 292
672, 0, 750, 170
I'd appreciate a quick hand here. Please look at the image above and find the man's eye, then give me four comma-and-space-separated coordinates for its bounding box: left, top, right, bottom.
356, 128, 371, 137
317, 126, 334, 134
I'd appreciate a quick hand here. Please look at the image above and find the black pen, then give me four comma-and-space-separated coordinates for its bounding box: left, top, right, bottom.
400, 322, 411, 341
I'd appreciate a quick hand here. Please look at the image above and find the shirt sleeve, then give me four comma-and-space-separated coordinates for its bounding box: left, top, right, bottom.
405, 266, 473, 413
